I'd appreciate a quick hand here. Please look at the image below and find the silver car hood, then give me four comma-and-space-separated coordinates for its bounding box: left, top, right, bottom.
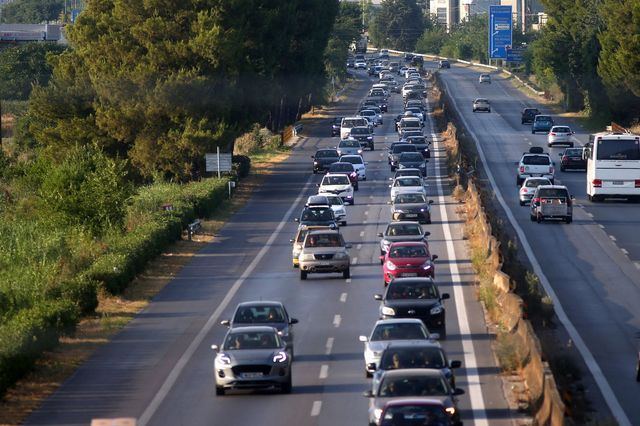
224, 349, 284, 364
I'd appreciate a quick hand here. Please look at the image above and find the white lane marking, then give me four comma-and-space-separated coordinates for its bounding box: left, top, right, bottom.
325, 337, 335, 355
352, 257, 358, 265
137, 172, 316, 426
360, 231, 365, 237
345, 278, 352, 283
319, 364, 329, 379
363, 220, 368, 224
333, 314, 342, 328
440, 78, 632, 426
621, 248, 629, 255
586, 212, 594, 218
365, 210, 369, 215
426, 104, 488, 426
340, 292, 348, 303
311, 401, 322, 417
357, 244, 362, 250
599, 224, 605, 229
370, 195, 374, 199
609, 235, 617, 242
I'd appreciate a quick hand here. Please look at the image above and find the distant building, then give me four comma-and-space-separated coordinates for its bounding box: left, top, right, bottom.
0, 24, 64, 45
500, 0, 544, 31
430, 0, 544, 32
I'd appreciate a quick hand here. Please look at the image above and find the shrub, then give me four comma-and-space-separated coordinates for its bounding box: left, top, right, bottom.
232, 155, 251, 179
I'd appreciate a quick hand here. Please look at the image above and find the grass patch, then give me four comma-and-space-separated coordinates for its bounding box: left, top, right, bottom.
496, 331, 526, 373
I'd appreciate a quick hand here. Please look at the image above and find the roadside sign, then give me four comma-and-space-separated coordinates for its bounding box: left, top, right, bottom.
205, 149, 232, 175
506, 47, 524, 63
489, 5, 512, 59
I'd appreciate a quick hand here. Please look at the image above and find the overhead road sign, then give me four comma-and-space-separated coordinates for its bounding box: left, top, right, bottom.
489, 5, 512, 59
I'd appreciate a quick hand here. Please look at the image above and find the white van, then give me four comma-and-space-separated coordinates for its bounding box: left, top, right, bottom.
584, 132, 640, 201
340, 117, 369, 140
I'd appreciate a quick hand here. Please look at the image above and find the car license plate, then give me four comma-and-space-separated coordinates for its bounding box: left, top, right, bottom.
401, 273, 418, 277
405, 213, 417, 217
242, 372, 263, 378
612, 180, 624, 185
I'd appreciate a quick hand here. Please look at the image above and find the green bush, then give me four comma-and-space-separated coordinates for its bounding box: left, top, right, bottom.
232, 155, 251, 179
45, 275, 99, 315
0, 300, 78, 397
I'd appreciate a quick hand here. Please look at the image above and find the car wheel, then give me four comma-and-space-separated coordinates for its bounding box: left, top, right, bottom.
370, 146, 375, 151
343, 268, 351, 279
488, 109, 491, 113
519, 200, 525, 206
281, 375, 292, 394
472, 109, 476, 113
566, 216, 572, 224
521, 120, 525, 124
530, 214, 536, 222
350, 199, 355, 205
531, 130, 535, 134
293, 263, 298, 268
215, 386, 225, 396
366, 370, 373, 378
300, 270, 307, 280
438, 326, 447, 340
560, 166, 565, 172
516, 177, 522, 186
550, 179, 555, 185
547, 143, 552, 147
537, 214, 543, 223
342, 221, 347, 226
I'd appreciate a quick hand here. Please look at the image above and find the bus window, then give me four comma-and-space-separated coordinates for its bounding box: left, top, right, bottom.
596, 139, 640, 161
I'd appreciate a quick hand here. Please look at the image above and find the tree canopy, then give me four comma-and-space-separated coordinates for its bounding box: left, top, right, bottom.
369, 0, 423, 51
0, 0, 64, 23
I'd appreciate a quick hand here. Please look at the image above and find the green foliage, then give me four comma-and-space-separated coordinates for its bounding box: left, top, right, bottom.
0, 0, 64, 24
0, 43, 66, 100
369, 0, 424, 51
415, 25, 447, 55
442, 15, 488, 62
324, 2, 362, 80
232, 155, 251, 179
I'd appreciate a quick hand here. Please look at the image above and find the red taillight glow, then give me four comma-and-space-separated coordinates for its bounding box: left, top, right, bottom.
533, 197, 540, 203
593, 179, 602, 188
635, 180, 640, 188
550, 132, 556, 136
549, 166, 554, 174
519, 166, 525, 173
522, 188, 528, 193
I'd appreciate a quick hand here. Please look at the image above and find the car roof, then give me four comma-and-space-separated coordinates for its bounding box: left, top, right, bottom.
388, 241, 428, 248
324, 173, 350, 178
379, 368, 444, 379
384, 340, 442, 350
382, 397, 446, 408
388, 277, 435, 285
387, 221, 421, 226
228, 325, 279, 333
374, 318, 426, 326
236, 301, 284, 308
340, 154, 363, 159
307, 229, 341, 236
537, 184, 569, 190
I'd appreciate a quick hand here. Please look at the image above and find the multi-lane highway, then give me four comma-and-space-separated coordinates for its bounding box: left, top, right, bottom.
437, 63, 640, 425
23, 67, 519, 425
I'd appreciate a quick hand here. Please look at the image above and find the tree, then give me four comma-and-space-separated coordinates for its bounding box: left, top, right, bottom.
369, 0, 424, 51
414, 17, 446, 55
0, 0, 64, 24
0, 43, 66, 100
325, 2, 362, 80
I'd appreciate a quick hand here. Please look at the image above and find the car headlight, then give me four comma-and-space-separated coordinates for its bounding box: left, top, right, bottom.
420, 208, 427, 212
300, 253, 314, 261
385, 260, 397, 271
313, 161, 319, 165
334, 252, 348, 260
421, 262, 433, 271
273, 351, 288, 363
358, 149, 363, 154
367, 136, 373, 140
430, 305, 443, 315
381, 306, 396, 316
445, 406, 456, 416
374, 408, 383, 421
217, 353, 231, 365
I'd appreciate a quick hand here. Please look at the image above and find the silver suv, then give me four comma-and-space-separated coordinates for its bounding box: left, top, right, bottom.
298, 230, 351, 280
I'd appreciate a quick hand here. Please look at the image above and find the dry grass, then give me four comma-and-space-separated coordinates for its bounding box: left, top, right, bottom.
0, 150, 291, 426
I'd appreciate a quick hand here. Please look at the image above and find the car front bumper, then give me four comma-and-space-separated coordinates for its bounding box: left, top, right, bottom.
215, 364, 291, 389
299, 259, 350, 273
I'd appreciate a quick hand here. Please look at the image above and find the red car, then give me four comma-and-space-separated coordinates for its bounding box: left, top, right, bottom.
380, 242, 437, 286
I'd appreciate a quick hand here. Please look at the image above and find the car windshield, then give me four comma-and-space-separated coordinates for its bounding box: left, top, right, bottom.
406, 137, 426, 144
330, 164, 353, 172
401, 121, 421, 128
389, 245, 428, 258
342, 119, 364, 127
386, 224, 422, 236
361, 110, 374, 116
564, 149, 583, 156
525, 179, 551, 188
340, 140, 360, 148
315, 150, 337, 158
378, 375, 449, 397
380, 405, 449, 426
380, 347, 446, 370
371, 323, 427, 341
350, 127, 369, 135
400, 153, 423, 162
326, 196, 343, 206
224, 331, 280, 350
553, 127, 571, 133
393, 145, 416, 153
386, 282, 437, 300
301, 208, 333, 222
395, 178, 422, 187
233, 306, 286, 324
536, 116, 552, 122
522, 155, 551, 165
596, 139, 640, 160
406, 108, 421, 114
395, 193, 426, 204
323, 175, 349, 185
342, 156, 363, 165
304, 233, 342, 248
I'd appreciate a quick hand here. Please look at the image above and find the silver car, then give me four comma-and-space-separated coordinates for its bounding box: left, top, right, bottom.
298, 230, 351, 280
518, 177, 551, 206
325, 194, 348, 226
364, 369, 464, 426
358, 319, 434, 377
377, 221, 429, 257
547, 125, 575, 147
337, 139, 363, 156
212, 326, 292, 395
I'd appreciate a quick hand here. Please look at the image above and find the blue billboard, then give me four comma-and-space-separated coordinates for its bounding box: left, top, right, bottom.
489, 5, 512, 59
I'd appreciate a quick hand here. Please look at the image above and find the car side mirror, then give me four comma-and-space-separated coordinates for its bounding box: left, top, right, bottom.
363, 390, 374, 398
432, 255, 438, 261
558, 153, 563, 157
514, 162, 519, 165
311, 155, 315, 159
365, 162, 369, 165
379, 255, 385, 262
450, 360, 462, 369
374, 294, 383, 301
316, 183, 320, 187
453, 388, 465, 396
220, 320, 231, 327
388, 185, 392, 188
428, 200, 434, 204
359, 335, 368, 342
441, 293, 450, 300
429, 333, 440, 340
289, 318, 299, 325
211, 345, 219, 351
424, 231, 431, 237
345, 244, 352, 249
294, 218, 299, 222
377, 232, 384, 237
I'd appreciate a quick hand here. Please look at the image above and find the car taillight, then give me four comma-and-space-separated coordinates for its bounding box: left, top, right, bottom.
533, 197, 540, 204
521, 188, 528, 193
350, 172, 357, 178
519, 166, 525, 173
635, 180, 640, 188
550, 132, 556, 136
549, 166, 554, 174
593, 179, 602, 188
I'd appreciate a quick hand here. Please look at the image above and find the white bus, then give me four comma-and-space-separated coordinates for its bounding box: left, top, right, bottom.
584, 132, 640, 201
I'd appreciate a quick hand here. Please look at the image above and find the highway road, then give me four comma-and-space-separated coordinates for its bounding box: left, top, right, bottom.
25, 69, 516, 425
437, 63, 640, 425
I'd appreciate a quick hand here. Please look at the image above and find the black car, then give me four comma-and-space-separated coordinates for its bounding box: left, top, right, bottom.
404, 135, 430, 159
375, 278, 450, 337
367, 96, 388, 112
559, 147, 587, 171
404, 53, 414, 62
388, 192, 433, 224
388, 143, 418, 171
328, 162, 359, 190
349, 126, 375, 151
294, 206, 338, 228
312, 149, 340, 174
438, 59, 450, 69
521, 107, 541, 124
330, 117, 342, 137
398, 152, 428, 176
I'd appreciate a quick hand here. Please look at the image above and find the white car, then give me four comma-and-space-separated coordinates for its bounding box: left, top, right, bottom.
354, 59, 367, 69
324, 194, 347, 226
359, 109, 379, 127
390, 176, 426, 201
358, 318, 436, 377
340, 116, 369, 140
519, 177, 552, 206
340, 154, 367, 181
547, 125, 575, 147
318, 173, 354, 205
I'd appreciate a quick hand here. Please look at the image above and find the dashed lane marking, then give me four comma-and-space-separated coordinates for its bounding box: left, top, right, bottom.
311, 401, 322, 417
340, 293, 348, 303
333, 315, 341, 328
319, 365, 329, 379
325, 337, 334, 355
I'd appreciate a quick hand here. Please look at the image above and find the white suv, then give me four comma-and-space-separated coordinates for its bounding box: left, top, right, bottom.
318, 173, 354, 205
516, 147, 555, 186
340, 116, 369, 140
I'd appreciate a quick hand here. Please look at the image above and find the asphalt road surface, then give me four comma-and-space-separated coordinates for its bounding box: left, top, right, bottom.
25, 69, 516, 425
437, 62, 640, 426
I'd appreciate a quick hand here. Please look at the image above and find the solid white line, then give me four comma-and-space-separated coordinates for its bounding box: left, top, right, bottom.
440, 78, 632, 426
137, 172, 316, 426
609, 235, 616, 242
325, 337, 335, 355
333, 314, 341, 328
311, 401, 322, 417
426, 103, 489, 426
319, 364, 329, 379
345, 278, 352, 283
340, 292, 348, 303
599, 224, 605, 229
